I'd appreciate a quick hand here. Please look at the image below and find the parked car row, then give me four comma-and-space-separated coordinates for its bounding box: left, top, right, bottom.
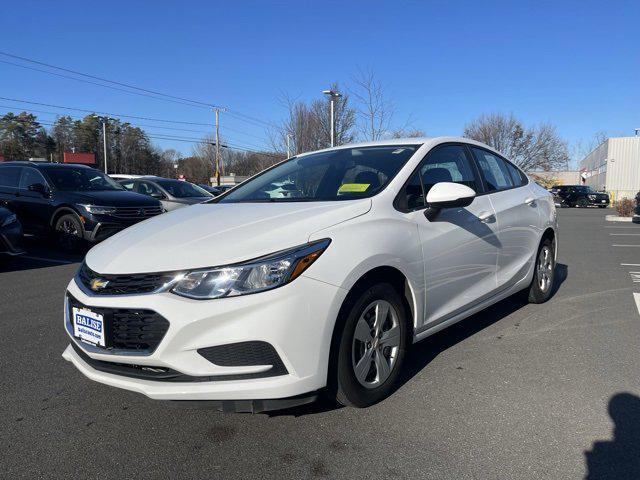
550, 185, 610, 208
0, 162, 215, 252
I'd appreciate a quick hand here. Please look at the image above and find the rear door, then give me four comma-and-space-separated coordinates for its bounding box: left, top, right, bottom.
398, 144, 500, 326
470, 147, 540, 289
0, 166, 21, 212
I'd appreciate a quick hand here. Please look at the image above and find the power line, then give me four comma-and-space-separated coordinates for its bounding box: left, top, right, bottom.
0, 51, 281, 130
0, 51, 217, 109
0, 59, 212, 109
0, 96, 213, 126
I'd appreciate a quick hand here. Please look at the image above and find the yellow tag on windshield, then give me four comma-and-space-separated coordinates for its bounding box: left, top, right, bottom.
338, 183, 370, 193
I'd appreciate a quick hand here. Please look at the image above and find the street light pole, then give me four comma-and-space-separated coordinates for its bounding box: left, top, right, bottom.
213, 107, 226, 186
322, 89, 342, 147
286, 133, 292, 158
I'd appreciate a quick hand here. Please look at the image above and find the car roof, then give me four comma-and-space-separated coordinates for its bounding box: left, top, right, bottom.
0, 161, 92, 169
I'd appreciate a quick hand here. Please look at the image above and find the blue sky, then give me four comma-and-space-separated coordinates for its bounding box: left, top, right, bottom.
2, 0, 638, 162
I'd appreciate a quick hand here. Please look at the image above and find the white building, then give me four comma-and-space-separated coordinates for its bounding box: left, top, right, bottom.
579, 136, 640, 201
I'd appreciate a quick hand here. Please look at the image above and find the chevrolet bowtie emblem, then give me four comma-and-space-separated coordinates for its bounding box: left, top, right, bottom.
90, 278, 110, 291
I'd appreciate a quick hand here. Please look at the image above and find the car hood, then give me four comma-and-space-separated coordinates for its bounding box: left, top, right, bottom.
63, 190, 161, 206
86, 199, 371, 274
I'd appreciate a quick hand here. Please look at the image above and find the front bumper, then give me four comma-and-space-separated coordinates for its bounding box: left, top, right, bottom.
62, 275, 347, 402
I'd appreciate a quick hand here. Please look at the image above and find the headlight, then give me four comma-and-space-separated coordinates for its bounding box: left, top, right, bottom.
1, 213, 17, 227
171, 238, 331, 299
80, 205, 117, 215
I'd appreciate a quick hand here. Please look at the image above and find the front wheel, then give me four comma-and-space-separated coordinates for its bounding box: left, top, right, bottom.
598, 205, 607, 208
526, 238, 556, 304
328, 283, 409, 408
55, 214, 85, 252
577, 198, 589, 208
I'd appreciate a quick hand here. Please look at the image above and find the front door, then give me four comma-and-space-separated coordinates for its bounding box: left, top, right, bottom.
405, 144, 500, 326
15, 167, 53, 232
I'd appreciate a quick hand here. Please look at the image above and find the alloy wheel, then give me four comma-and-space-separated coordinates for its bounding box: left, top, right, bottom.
537, 245, 554, 293
351, 300, 401, 389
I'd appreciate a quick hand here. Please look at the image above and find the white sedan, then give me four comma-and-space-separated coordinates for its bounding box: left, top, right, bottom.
62, 137, 557, 411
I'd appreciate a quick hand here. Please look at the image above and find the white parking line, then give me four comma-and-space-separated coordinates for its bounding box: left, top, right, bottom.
605, 226, 640, 228
622, 263, 640, 267
21, 256, 74, 265
612, 245, 640, 247
634, 293, 640, 317
610, 233, 640, 236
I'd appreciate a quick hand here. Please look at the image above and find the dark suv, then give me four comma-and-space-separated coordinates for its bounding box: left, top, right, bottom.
552, 185, 610, 208
0, 162, 163, 250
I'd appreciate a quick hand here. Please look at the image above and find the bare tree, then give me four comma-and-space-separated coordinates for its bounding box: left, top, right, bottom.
571, 130, 608, 168
463, 113, 569, 171
389, 128, 427, 139
350, 68, 394, 141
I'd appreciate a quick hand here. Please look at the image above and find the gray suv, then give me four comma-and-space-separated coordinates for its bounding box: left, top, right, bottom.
118, 176, 213, 211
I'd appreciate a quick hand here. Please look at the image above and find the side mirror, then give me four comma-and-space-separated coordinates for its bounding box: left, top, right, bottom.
150, 192, 166, 200
424, 182, 476, 220
28, 183, 49, 196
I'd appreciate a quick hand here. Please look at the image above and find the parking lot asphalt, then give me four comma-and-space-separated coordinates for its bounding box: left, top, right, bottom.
1, 208, 640, 479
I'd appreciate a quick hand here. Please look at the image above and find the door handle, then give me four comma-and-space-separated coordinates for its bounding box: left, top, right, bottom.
478, 211, 495, 223
524, 197, 536, 207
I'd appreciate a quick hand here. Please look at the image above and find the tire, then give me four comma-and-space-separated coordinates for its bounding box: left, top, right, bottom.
328, 282, 409, 408
526, 238, 555, 304
598, 205, 607, 209
54, 213, 85, 252
577, 198, 588, 208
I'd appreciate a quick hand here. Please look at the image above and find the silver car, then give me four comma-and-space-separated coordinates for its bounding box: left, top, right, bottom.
118, 177, 213, 211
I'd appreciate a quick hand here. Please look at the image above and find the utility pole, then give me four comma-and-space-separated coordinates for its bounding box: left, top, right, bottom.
102, 120, 108, 174
213, 107, 226, 186
322, 89, 342, 147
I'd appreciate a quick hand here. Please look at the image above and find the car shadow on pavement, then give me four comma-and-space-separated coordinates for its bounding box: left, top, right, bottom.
0, 236, 86, 273
269, 263, 568, 418
584, 393, 640, 479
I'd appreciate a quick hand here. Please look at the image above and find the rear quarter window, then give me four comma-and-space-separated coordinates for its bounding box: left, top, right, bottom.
0, 166, 21, 188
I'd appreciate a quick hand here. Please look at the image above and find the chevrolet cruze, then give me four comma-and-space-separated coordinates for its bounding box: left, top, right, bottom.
62, 137, 557, 411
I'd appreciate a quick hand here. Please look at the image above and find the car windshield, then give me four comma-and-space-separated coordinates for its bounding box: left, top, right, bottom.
218, 145, 420, 203
155, 179, 212, 198
45, 167, 124, 191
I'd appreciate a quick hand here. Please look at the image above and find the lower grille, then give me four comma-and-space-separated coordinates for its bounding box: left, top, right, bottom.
198, 341, 288, 377
67, 293, 169, 353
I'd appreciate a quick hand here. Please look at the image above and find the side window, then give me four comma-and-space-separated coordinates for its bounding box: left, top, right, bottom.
19, 168, 47, 190
0, 166, 21, 188
137, 181, 162, 196
471, 148, 514, 192
120, 181, 134, 191
395, 171, 425, 211
420, 145, 479, 195
504, 161, 525, 187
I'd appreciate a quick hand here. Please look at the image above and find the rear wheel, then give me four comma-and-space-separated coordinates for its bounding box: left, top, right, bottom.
329, 283, 409, 408
55, 214, 85, 252
526, 238, 555, 304
598, 205, 607, 208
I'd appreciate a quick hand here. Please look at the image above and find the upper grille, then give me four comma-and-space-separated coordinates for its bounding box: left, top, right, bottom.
77, 262, 178, 296
67, 293, 169, 353
111, 205, 164, 219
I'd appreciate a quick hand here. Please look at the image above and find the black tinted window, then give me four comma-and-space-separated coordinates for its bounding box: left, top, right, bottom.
471, 148, 514, 191
420, 145, 478, 195
0, 166, 21, 188
19, 168, 47, 190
